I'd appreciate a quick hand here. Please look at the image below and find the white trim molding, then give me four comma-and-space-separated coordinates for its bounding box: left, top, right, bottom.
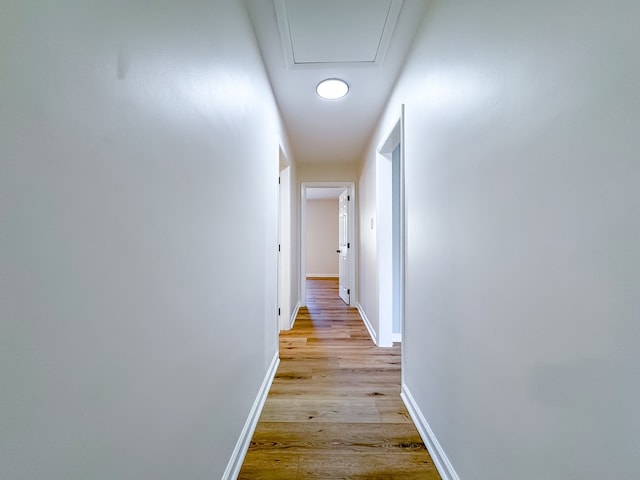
401, 385, 460, 480
392, 333, 402, 343
223, 353, 280, 480
306, 273, 339, 278
356, 303, 377, 345
289, 301, 301, 330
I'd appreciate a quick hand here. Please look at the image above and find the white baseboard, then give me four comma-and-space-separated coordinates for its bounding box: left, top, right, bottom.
401, 385, 460, 480
356, 303, 377, 345
289, 302, 300, 330
392, 333, 402, 343
222, 352, 280, 480
306, 273, 338, 278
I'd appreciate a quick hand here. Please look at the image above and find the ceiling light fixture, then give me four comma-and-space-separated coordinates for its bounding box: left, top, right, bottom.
316, 78, 349, 100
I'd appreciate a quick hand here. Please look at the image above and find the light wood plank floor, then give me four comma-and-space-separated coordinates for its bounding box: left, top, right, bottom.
239, 278, 441, 480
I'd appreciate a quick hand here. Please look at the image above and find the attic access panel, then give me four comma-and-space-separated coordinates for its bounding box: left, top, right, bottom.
275, 0, 403, 68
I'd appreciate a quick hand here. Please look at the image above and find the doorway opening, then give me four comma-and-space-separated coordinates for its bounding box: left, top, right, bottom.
300, 182, 356, 307
278, 147, 293, 331
377, 107, 405, 347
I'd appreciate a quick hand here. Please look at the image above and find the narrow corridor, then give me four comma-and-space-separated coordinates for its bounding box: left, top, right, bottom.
239, 278, 440, 479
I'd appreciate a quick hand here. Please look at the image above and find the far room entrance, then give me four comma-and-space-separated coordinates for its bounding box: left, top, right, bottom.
300, 182, 356, 307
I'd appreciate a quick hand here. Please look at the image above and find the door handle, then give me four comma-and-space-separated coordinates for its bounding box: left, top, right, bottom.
336, 249, 341, 253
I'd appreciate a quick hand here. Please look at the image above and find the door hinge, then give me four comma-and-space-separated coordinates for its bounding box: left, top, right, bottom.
347, 242, 350, 248
278, 244, 281, 252
278, 176, 281, 184
278, 308, 281, 316
347, 289, 350, 295
347, 195, 350, 201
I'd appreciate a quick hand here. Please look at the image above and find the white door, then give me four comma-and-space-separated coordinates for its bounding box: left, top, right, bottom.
338, 190, 350, 305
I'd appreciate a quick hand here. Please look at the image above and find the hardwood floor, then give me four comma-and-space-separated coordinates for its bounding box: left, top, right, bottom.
239, 278, 441, 480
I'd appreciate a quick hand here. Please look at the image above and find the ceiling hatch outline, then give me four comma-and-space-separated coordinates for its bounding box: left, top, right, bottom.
274, 0, 403, 69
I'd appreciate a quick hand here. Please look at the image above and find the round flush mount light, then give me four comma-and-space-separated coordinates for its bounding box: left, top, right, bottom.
316, 78, 349, 100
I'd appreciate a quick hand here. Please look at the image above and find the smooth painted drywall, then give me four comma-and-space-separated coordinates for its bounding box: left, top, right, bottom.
360, 0, 640, 478
306, 199, 339, 276
297, 161, 360, 182
0, 1, 287, 478
358, 156, 380, 338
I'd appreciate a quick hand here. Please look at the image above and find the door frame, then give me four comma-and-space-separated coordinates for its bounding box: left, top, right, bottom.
300, 181, 356, 307
278, 147, 292, 331
376, 105, 405, 347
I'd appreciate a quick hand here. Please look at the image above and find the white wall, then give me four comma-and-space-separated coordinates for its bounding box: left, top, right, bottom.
360, 1, 640, 479
297, 161, 360, 183
358, 157, 379, 339
0, 1, 288, 478
306, 199, 339, 276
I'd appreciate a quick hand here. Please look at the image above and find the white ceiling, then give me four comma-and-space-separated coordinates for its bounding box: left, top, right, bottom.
245, 0, 429, 165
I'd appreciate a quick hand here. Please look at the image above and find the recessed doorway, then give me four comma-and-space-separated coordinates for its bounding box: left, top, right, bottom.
300, 182, 356, 307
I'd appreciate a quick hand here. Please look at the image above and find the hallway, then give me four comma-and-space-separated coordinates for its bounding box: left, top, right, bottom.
239, 278, 440, 479
4, 1, 638, 478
